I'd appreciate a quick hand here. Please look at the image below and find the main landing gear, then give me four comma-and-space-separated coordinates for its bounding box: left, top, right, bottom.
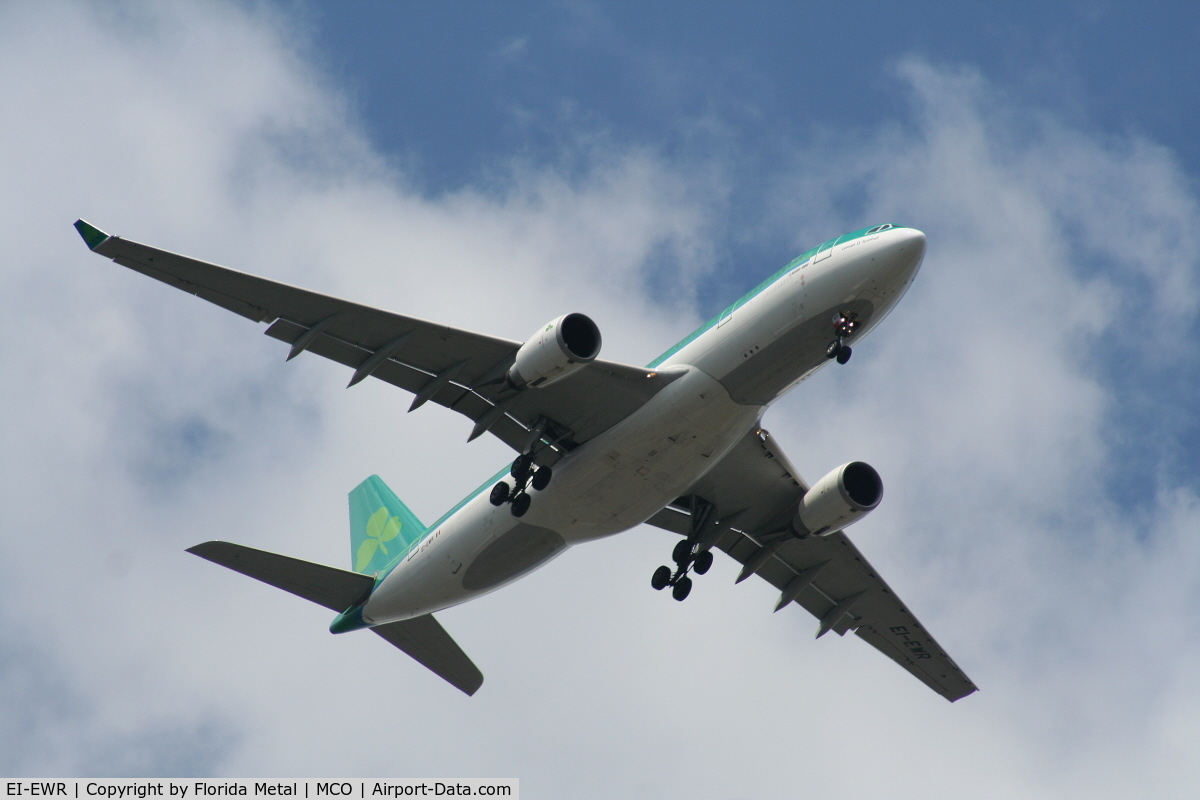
652, 498, 716, 601
489, 452, 553, 518
826, 310, 859, 365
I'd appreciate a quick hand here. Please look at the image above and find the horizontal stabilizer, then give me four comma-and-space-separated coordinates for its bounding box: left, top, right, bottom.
372, 615, 484, 696
187, 541, 373, 612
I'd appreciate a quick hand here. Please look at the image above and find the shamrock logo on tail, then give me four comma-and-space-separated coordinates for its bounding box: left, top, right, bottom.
356, 506, 401, 572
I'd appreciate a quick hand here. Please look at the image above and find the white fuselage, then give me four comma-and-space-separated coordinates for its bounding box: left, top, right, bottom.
362, 226, 926, 624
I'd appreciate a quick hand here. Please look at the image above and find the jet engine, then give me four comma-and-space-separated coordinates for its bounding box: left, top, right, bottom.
507, 313, 602, 389
793, 461, 882, 536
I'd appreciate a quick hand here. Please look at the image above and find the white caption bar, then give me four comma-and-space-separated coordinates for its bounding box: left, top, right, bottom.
3, 782, 517, 800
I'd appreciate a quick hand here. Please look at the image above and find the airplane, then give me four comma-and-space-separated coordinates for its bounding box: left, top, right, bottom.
73, 218, 977, 702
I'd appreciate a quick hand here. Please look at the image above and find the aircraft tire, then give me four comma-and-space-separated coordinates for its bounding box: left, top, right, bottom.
693, 550, 714, 575
489, 481, 511, 506
672, 576, 693, 601
651, 565, 672, 590
511, 454, 533, 482
672, 539, 693, 565
826, 341, 840, 359
836, 346, 852, 365
531, 466, 553, 491
510, 492, 532, 517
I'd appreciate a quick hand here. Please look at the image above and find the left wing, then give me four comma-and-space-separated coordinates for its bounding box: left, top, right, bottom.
645, 428, 978, 702
75, 220, 674, 457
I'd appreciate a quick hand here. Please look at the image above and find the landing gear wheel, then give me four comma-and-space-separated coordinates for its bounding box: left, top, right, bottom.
489, 481, 511, 506
836, 345, 852, 365
672, 539, 694, 565
826, 340, 841, 359
693, 550, 714, 575
510, 492, 531, 517
531, 466, 553, 491
672, 576, 693, 601
651, 565, 672, 591
511, 454, 533, 482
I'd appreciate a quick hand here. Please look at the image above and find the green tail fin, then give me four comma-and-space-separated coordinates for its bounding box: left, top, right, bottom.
349, 475, 426, 574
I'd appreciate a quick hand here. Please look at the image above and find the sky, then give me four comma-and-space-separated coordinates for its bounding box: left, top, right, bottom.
3, 0, 1200, 796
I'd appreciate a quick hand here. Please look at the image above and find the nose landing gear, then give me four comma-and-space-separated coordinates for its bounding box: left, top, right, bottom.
826, 311, 859, 365
651, 498, 716, 601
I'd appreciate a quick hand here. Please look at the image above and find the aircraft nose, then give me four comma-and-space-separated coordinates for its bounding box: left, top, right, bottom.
881, 227, 926, 281
893, 227, 926, 258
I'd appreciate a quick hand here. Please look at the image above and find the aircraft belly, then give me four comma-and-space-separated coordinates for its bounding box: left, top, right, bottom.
527, 365, 763, 542
362, 366, 760, 623
361, 237, 928, 626
460, 523, 566, 591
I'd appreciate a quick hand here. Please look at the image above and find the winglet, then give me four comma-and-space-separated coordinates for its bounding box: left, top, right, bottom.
73, 219, 110, 251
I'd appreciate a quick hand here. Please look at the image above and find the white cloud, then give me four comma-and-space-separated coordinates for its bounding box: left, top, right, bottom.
2, 3, 1200, 798
762, 58, 1200, 797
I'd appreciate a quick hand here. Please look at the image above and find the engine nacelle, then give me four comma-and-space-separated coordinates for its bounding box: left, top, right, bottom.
507, 313, 602, 389
793, 461, 883, 536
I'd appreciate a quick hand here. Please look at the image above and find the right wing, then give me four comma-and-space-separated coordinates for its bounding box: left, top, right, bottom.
76, 220, 675, 457
645, 428, 978, 702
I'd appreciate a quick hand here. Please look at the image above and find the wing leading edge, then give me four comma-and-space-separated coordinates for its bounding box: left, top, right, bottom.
646, 427, 977, 702
74, 220, 674, 458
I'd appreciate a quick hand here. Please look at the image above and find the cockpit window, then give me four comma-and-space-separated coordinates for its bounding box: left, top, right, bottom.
866, 223, 894, 234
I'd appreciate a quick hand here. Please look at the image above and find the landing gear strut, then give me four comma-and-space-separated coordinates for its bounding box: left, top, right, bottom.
651, 497, 716, 601
826, 311, 859, 365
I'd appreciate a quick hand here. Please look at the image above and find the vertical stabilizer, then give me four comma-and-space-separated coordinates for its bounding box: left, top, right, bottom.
349, 475, 426, 574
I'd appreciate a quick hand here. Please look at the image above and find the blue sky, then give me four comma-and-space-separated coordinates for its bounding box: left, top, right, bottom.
304, 0, 1200, 502
306, 2, 1200, 257
3, 1, 1200, 797
307, 4, 1200, 487
308, 3, 1200, 191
